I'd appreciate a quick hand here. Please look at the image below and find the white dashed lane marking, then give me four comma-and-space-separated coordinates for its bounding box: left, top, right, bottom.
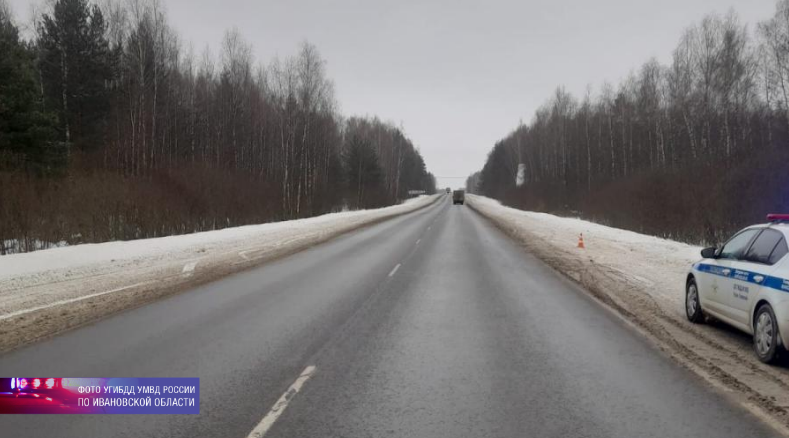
182, 261, 199, 278
246, 366, 317, 438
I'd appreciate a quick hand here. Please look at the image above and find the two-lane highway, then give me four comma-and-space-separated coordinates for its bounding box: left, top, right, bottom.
0, 196, 779, 437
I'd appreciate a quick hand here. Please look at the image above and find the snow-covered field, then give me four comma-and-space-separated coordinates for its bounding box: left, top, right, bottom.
0, 195, 438, 351
467, 194, 789, 431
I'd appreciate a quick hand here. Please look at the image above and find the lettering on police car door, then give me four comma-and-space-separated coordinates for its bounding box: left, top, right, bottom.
733, 270, 749, 281
733, 283, 749, 300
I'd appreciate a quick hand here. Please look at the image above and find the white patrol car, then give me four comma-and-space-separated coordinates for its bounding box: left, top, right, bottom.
686, 214, 789, 363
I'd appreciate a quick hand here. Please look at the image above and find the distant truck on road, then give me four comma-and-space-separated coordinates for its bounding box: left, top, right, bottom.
452, 190, 465, 205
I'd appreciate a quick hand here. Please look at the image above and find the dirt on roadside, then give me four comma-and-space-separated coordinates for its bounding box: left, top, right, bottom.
467, 196, 789, 436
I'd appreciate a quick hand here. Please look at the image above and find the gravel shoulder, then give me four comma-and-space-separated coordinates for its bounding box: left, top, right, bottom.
467, 194, 789, 435
0, 195, 439, 353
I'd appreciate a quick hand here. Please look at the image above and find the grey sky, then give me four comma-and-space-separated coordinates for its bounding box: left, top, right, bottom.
9, 0, 775, 189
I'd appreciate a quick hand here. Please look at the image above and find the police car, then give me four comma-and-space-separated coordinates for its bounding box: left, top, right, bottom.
686, 214, 789, 363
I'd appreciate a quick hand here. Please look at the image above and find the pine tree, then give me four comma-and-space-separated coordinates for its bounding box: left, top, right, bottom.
0, 1, 60, 174
37, 0, 111, 152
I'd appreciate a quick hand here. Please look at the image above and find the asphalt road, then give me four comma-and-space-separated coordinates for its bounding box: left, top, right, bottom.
0, 196, 779, 437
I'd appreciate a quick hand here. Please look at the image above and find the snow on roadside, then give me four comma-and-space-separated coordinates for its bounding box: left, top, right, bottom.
467, 194, 789, 430
466, 194, 701, 317
0, 195, 438, 317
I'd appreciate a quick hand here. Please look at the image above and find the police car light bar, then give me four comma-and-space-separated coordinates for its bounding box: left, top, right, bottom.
767, 214, 789, 222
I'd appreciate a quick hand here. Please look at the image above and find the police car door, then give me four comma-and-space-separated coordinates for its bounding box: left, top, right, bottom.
731, 229, 789, 326
700, 228, 761, 322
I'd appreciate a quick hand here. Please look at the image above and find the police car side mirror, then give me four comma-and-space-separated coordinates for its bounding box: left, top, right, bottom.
701, 247, 717, 259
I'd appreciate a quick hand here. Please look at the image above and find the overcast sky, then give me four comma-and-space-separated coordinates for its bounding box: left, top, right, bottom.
8, 0, 776, 188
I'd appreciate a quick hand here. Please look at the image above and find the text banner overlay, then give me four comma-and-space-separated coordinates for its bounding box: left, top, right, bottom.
0, 377, 199, 414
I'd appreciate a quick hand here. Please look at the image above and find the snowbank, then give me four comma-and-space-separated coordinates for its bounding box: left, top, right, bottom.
1, 194, 431, 283
467, 194, 789, 431
467, 195, 701, 312
0, 195, 438, 351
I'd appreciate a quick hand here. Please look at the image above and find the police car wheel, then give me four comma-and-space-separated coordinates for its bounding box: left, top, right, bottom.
754, 304, 780, 364
685, 278, 704, 323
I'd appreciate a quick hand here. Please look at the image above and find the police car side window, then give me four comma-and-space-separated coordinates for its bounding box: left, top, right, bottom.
769, 238, 788, 265
719, 229, 760, 260
744, 229, 784, 265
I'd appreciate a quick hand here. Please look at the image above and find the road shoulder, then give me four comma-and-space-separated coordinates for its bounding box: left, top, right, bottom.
466, 194, 789, 436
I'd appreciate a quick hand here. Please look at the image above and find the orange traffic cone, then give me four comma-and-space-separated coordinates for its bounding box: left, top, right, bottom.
577, 233, 585, 249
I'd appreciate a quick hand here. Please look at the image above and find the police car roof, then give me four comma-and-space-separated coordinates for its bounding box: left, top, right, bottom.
748, 220, 789, 239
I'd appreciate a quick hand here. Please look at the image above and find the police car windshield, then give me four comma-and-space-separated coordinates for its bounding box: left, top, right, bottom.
719, 229, 760, 260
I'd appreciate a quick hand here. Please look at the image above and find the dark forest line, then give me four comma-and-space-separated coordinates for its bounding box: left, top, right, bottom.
470, 2, 789, 244
0, 0, 436, 254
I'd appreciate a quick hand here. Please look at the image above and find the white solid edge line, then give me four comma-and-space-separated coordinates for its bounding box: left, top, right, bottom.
247, 365, 317, 438
388, 264, 401, 277
0, 281, 154, 321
